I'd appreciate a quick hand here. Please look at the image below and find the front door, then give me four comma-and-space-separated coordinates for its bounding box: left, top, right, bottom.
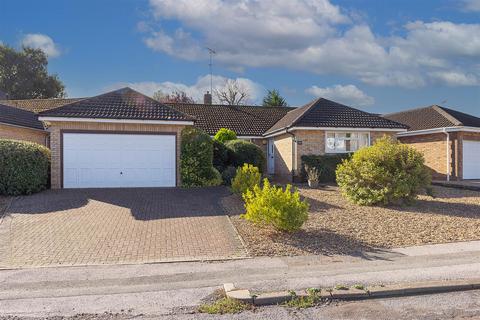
267, 138, 275, 175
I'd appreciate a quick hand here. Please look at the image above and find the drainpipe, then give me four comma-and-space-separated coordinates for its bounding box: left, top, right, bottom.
443, 128, 450, 182
286, 129, 297, 182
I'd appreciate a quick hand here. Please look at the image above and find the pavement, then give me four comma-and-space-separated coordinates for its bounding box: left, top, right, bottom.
0, 187, 246, 268
1, 240, 480, 317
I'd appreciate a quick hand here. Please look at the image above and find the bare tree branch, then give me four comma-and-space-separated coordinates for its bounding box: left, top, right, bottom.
214, 79, 250, 105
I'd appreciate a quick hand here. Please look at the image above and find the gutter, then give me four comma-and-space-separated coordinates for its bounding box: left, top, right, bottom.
442, 128, 451, 182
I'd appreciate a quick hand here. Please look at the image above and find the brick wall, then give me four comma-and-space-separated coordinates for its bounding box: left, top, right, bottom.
47, 121, 188, 189
0, 123, 48, 146
272, 134, 293, 181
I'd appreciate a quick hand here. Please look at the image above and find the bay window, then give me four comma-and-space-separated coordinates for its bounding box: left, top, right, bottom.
325, 132, 370, 153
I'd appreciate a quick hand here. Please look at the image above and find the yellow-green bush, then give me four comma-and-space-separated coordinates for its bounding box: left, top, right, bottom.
242, 179, 309, 232
231, 163, 261, 194
213, 128, 237, 143
336, 136, 431, 206
0, 139, 50, 195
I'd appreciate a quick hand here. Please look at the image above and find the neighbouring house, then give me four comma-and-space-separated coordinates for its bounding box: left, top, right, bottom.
0, 103, 48, 146
384, 105, 480, 181
2, 87, 407, 189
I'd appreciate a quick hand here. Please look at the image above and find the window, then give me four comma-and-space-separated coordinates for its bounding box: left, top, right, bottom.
325, 132, 370, 153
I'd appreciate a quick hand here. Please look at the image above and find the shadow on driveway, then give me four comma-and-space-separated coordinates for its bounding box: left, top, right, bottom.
8, 186, 234, 220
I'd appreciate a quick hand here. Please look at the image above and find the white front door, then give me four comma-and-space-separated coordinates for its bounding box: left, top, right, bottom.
267, 138, 275, 174
63, 133, 176, 188
463, 140, 480, 179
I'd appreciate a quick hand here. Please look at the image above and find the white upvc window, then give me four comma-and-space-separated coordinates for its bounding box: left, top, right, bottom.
325, 132, 370, 153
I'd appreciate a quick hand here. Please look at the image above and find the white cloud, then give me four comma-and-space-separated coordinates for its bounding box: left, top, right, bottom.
460, 0, 480, 12
306, 84, 375, 107
142, 0, 480, 88
107, 74, 264, 104
21, 34, 61, 58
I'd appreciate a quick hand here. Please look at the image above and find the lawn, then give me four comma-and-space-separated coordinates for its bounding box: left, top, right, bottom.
228, 185, 480, 256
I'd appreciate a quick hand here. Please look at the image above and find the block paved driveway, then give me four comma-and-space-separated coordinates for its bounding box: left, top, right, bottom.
0, 187, 247, 268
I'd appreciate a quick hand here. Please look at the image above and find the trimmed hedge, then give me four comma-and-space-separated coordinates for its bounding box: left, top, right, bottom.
180, 127, 222, 187
213, 139, 232, 172
301, 154, 351, 183
225, 139, 266, 173
0, 139, 50, 196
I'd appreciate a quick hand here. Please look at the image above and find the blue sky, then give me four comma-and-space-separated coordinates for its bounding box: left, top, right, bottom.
1, 0, 479, 115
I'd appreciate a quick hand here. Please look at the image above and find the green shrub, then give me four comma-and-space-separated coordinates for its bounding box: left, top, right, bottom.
225, 139, 266, 173
336, 136, 431, 206
180, 127, 222, 187
221, 165, 237, 185
212, 139, 232, 172
213, 128, 237, 143
198, 297, 251, 314
301, 154, 350, 182
231, 164, 261, 194
0, 139, 50, 196
242, 179, 309, 232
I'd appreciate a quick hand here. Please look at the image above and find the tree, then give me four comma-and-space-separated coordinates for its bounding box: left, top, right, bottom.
262, 89, 288, 107
0, 45, 65, 99
152, 89, 195, 104
214, 79, 250, 105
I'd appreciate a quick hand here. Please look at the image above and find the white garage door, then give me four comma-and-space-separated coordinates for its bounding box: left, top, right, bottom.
463, 140, 480, 179
63, 133, 176, 188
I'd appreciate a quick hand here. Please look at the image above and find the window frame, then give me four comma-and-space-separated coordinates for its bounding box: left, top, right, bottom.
324, 131, 371, 154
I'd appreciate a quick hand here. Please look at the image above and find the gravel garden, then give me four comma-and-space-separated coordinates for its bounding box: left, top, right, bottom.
229, 185, 480, 256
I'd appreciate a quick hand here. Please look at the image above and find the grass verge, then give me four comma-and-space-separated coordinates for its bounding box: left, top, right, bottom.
198, 297, 252, 314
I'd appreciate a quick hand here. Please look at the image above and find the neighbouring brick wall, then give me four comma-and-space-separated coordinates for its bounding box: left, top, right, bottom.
370, 131, 397, 143
0, 123, 48, 146
398, 133, 452, 180
47, 121, 188, 189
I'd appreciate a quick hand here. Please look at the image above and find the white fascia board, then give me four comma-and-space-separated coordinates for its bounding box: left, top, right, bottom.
396, 126, 480, 137
0, 121, 46, 132
38, 117, 194, 126
263, 126, 406, 138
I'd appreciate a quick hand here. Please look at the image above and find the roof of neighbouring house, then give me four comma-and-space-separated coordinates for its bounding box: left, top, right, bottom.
0, 98, 83, 113
38, 88, 194, 122
168, 103, 293, 136
0, 103, 45, 130
264, 98, 408, 135
383, 105, 480, 131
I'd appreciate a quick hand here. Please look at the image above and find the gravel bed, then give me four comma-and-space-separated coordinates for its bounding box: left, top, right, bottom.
229, 185, 480, 257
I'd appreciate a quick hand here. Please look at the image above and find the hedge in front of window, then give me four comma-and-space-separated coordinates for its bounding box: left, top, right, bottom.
0, 139, 51, 196
301, 154, 351, 183
336, 136, 431, 206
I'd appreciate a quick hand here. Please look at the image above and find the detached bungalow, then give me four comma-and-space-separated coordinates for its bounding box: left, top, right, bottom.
1, 87, 406, 189
385, 105, 480, 181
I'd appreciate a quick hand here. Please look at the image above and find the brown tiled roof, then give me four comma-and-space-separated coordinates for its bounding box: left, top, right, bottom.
265, 98, 407, 135
39, 88, 194, 122
0, 103, 45, 130
169, 103, 293, 136
0, 98, 83, 113
383, 105, 480, 131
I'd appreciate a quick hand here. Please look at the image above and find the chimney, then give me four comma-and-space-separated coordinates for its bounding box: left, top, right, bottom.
204, 91, 212, 105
